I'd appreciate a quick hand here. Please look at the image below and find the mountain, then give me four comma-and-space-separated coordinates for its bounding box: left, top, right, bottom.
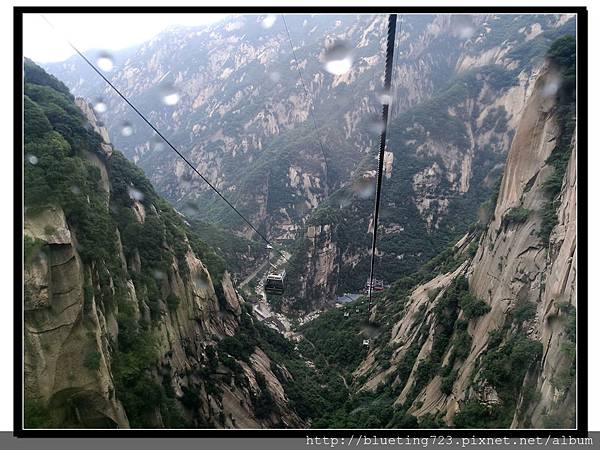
282, 15, 576, 311
294, 35, 577, 428
24, 15, 578, 430
44, 13, 576, 311
23, 61, 335, 428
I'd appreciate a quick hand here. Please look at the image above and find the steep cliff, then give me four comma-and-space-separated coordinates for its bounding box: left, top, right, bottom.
25, 15, 579, 430
44, 14, 574, 267
23, 61, 306, 429
282, 15, 575, 310
296, 36, 577, 428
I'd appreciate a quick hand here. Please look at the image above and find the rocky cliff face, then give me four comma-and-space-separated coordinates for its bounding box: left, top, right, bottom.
347, 41, 577, 428
23, 16, 579, 430
23, 62, 304, 428
43, 14, 576, 313
467, 59, 576, 427
280, 15, 575, 310
44, 15, 574, 255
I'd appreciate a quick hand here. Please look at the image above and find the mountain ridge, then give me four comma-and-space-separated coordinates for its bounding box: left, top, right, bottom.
43, 13, 575, 310
23, 14, 579, 429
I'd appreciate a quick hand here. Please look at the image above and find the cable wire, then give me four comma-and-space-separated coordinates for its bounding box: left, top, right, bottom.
367, 14, 398, 314
281, 14, 330, 195
40, 15, 287, 260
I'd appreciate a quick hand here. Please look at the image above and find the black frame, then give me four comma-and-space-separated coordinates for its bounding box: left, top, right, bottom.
14, 5, 588, 438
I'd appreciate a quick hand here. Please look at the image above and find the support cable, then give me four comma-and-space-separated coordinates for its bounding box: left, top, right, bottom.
367, 14, 398, 314
281, 14, 330, 195
40, 15, 287, 260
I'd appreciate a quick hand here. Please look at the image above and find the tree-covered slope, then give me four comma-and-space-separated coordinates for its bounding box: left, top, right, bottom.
282, 16, 575, 311
44, 13, 574, 241
22, 60, 332, 429
291, 36, 577, 428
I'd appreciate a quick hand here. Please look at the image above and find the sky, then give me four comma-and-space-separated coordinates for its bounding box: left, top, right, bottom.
23, 13, 228, 63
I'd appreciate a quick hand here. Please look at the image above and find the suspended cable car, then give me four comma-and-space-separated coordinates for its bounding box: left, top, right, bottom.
365, 278, 385, 294
265, 270, 286, 295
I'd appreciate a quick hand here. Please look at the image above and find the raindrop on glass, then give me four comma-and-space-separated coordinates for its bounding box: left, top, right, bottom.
452, 15, 476, 40
261, 15, 277, 29
128, 187, 144, 202
194, 273, 209, 290
294, 200, 309, 216
26, 154, 38, 165
354, 177, 376, 199
70, 185, 81, 195
269, 71, 281, 82
161, 85, 180, 106
376, 88, 393, 105
337, 191, 352, 209
121, 122, 134, 137
182, 201, 200, 216
542, 76, 561, 97
152, 135, 165, 151
152, 270, 166, 281
36, 250, 48, 265
367, 116, 385, 134
458, 25, 475, 39
181, 172, 194, 189
323, 41, 353, 75
96, 52, 114, 72
93, 99, 107, 114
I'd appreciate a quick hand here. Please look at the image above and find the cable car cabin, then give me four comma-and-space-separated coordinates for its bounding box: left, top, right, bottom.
365, 279, 385, 292
265, 270, 286, 295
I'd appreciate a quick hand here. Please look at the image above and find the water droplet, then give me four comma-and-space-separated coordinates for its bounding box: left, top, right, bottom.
323, 41, 353, 75
96, 52, 114, 72
26, 154, 38, 165
152, 135, 165, 151
376, 88, 393, 105
294, 200, 310, 215
180, 172, 195, 190
261, 15, 277, 29
193, 273, 209, 290
182, 201, 200, 216
70, 185, 81, 195
542, 76, 561, 97
337, 191, 352, 209
458, 25, 475, 39
128, 187, 144, 202
121, 122, 134, 137
36, 250, 48, 265
452, 15, 476, 40
152, 270, 166, 281
367, 116, 385, 134
161, 85, 180, 106
353, 177, 375, 199
269, 71, 281, 82
93, 99, 107, 113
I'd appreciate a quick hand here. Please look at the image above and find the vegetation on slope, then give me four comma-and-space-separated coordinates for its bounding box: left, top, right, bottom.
539, 35, 577, 245
283, 62, 514, 311
23, 60, 270, 428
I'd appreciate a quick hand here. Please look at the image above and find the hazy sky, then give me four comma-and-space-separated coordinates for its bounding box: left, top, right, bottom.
23, 13, 228, 63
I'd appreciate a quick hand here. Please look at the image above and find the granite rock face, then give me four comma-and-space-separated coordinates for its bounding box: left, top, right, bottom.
353, 64, 577, 428
23, 95, 304, 429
